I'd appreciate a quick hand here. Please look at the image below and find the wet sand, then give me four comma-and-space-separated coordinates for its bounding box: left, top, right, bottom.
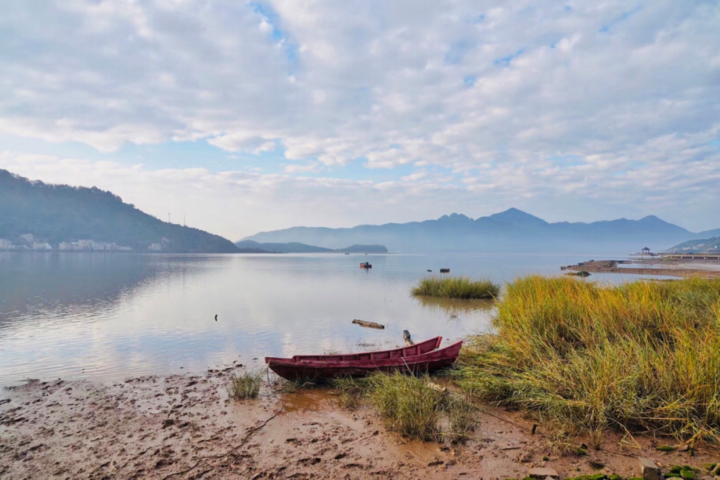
1, 368, 719, 479
567, 259, 720, 279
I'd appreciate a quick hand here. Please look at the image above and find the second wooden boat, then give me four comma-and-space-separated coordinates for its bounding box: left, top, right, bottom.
265, 336, 462, 381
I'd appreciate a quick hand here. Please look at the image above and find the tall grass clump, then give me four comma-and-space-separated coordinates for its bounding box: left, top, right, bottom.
334, 373, 479, 442
456, 276, 720, 442
366, 372, 444, 440
227, 370, 263, 400
412, 276, 500, 300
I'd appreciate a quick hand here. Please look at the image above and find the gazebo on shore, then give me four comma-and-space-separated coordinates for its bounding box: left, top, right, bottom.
641, 247, 651, 256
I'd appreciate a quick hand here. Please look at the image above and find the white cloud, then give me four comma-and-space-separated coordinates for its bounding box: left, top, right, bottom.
0, 1, 719, 231
401, 170, 427, 182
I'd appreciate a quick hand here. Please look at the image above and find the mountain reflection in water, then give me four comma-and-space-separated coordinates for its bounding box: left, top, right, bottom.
0, 251, 655, 386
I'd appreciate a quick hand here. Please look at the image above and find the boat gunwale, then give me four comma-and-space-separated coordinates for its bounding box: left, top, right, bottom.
265, 339, 461, 368
266, 336, 442, 364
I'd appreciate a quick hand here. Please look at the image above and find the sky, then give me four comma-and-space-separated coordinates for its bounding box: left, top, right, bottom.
1, 0, 719, 240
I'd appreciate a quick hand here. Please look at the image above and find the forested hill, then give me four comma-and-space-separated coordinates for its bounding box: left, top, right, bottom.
0, 170, 238, 253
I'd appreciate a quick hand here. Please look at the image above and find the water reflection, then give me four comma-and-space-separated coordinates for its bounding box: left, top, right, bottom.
413, 296, 496, 320
0, 252, 665, 386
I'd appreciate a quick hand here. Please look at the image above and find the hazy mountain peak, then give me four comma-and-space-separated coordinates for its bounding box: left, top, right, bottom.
438, 213, 473, 222
487, 208, 549, 227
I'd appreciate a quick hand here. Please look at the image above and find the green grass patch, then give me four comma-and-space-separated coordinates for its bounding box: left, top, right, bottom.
365, 372, 444, 440
412, 276, 500, 300
333, 373, 478, 442
455, 276, 720, 442
227, 370, 262, 400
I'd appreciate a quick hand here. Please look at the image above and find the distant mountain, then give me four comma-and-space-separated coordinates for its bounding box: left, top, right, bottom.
0, 169, 239, 253
236, 240, 332, 253
236, 240, 387, 254
667, 237, 720, 253
243, 208, 718, 254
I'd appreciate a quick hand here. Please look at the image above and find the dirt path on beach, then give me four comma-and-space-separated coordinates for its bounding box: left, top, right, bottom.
1, 369, 719, 479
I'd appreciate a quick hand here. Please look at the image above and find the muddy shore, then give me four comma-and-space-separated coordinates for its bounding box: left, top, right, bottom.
2, 367, 719, 479
567, 258, 720, 279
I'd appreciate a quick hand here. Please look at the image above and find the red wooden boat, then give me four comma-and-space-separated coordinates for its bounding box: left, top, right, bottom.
265, 336, 462, 381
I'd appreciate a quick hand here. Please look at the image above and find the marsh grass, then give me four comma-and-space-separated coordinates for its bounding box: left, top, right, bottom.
333, 373, 478, 442
366, 372, 444, 440
333, 376, 368, 410
412, 276, 500, 300
444, 392, 479, 443
227, 370, 263, 400
456, 276, 720, 442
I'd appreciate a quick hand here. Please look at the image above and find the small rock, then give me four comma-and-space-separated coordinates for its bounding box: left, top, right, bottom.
528, 467, 559, 479
638, 457, 662, 480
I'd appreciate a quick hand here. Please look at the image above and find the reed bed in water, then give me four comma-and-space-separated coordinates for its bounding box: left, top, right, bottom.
455, 276, 720, 442
412, 276, 499, 300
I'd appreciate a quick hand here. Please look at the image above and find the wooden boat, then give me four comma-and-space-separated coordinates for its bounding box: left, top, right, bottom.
360, 262, 372, 269
265, 337, 462, 381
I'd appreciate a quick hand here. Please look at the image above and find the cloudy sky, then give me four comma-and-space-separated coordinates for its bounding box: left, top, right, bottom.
1, 1, 719, 239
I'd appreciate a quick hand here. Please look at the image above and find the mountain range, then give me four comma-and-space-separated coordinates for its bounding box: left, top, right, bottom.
235, 240, 387, 253
0, 169, 239, 253
3, 168, 719, 255
244, 208, 720, 254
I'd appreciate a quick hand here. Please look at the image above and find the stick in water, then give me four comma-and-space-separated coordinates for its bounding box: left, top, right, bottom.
352, 319, 385, 329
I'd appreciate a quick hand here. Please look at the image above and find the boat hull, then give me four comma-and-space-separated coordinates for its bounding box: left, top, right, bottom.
266, 339, 462, 381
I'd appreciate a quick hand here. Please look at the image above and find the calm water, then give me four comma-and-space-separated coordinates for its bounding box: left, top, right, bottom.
0, 252, 674, 386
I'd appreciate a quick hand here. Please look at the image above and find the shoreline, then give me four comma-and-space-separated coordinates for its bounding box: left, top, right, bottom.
2, 369, 719, 479
566, 258, 720, 279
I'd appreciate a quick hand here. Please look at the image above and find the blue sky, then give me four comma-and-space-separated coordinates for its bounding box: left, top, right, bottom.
0, 1, 719, 239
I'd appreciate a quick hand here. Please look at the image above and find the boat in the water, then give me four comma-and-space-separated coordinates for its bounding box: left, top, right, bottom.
265, 336, 462, 381
360, 262, 372, 269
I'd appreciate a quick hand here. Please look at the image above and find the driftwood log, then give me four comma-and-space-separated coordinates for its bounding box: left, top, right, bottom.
403, 330, 414, 346
352, 319, 385, 329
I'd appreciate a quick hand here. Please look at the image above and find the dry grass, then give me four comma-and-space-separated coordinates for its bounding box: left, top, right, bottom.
412, 276, 500, 300
227, 370, 263, 400
456, 276, 720, 442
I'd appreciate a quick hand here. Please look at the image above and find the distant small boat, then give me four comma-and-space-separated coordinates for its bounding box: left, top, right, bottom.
265, 337, 462, 381
440, 268, 450, 273
360, 262, 372, 269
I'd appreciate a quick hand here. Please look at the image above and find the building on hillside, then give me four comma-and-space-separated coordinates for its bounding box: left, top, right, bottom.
91, 242, 111, 251
148, 243, 162, 252
0, 239, 14, 250
32, 242, 53, 250
57, 240, 134, 252
20, 233, 34, 243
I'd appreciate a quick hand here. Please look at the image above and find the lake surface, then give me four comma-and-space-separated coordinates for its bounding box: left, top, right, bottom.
0, 252, 673, 386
